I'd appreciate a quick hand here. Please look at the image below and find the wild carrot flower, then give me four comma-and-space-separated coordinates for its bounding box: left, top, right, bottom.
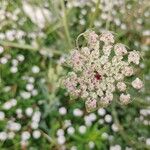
63, 30, 143, 112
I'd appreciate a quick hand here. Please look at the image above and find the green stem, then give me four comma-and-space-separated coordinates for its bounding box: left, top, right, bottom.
89, 0, 100, 28
0, 40, 38, 51
76, 33, 84, 50
0, 40, 64, 55
105, 0, 111, 30
60, 0, 72, 49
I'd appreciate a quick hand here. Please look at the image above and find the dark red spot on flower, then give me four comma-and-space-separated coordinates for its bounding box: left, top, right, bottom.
94, 72, 102, 80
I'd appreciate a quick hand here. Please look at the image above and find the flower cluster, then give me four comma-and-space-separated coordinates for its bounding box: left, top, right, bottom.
0, 47, 44, 144
63, 30, 143, 112
56, 104, 118, 149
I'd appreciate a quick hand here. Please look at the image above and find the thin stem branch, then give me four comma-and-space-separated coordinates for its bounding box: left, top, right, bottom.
0, 40, 38, 51
89, 0, 100, 28
105, 0, 112, 30
0, 40, 64, 55
76, 33, 84, 50
60, 0, 72, 49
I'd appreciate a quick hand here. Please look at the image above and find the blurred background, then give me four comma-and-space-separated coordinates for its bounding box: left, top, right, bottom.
0, 0, 149, 150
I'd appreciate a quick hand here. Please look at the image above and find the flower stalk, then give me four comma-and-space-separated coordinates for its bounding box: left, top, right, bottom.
60, 0, 72, 49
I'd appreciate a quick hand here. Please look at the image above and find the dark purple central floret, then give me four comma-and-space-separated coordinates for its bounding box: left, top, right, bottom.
94, 71, 102, 80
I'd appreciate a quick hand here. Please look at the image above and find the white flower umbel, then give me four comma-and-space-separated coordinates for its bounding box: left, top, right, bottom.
128, 50, 140, 65
120, 93, 131, 105
63, 30, 143, 112
132, 78, 143, 89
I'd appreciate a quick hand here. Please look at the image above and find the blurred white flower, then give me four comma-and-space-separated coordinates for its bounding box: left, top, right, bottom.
98, 119, 104, 125
57, 129, 64, 136
110, 145, 121, 150
28, 77, 35, 83
70, 146, 77, 150
32, 111, 41, 123
16, 108, 23, 118
59, 107, 67, 115
121, 24, 127, 30
64, 120, 71, 128
101, 132, 109, 139
57, 135, 66, 145
3, 101, 12, 110
67, 126, 75, 135
140, 63, 145, 69
84, 116, 92, 126
88, 113, 97, 122
0, 46, 4, 54
33, 130, 41, 139
105, 114, 112, 123
7, 121, 21, 131
32, 66, 40, 73
26, 83, 34, 91
3, 86, 11, 92
20, 91, 31, 99
73, 108, 83, 117
11, 99, 17, 106
125, 147, 133, 150
31, 121, 39, 129
97, 108, 106, 116
78, 125, 86, 134
88, 141, 95, 149
25, 107, 33, 117
146, 138, 150, 146
111, 123, 119, 132
140, 108, 150, 116
0, 132, 7, 141
22, 1, 53, 28
17, 54, 25, 62
31, 89, 38, 96
0, 57, 8, 64
12, 59, 18, 66
5, 30, 15, 41
0, 111, 5, 120
108, 134, 113, 141
8, 132, 15, 139
3, 99, 17, 110
21, 131, 31, 141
